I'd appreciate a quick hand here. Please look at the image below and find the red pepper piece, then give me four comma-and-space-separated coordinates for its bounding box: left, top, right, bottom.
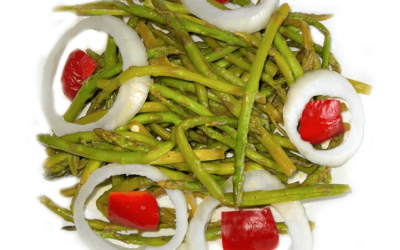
221, 208, 279, 250
299, 99, 345, 145
215, 0, 231, 3
61, 49, 98, 101
108, 191, 159, 231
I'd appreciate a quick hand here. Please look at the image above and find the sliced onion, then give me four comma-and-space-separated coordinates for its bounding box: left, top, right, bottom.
42, 16, 151, 136
74, 164, 188, 250
185, 196, 220, 250
283, 69, 364, 167
222, 170, 313, 250
181, 0, 279, 33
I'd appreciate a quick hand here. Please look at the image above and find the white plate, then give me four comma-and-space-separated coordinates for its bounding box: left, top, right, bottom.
1, 0, 399, 249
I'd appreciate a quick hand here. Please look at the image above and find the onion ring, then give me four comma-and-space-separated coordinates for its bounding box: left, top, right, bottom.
42, 16, 151, 136
283, 69, 364, 167
74, 164, 188, 250
181, 0, 279, 33
222, 170, 313, 250
185, 196, 220, 250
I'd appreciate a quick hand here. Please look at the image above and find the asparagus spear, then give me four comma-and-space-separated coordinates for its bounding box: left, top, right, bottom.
221, 184, 351, 207
38, 134, 174, 164
233, 4, 290, 208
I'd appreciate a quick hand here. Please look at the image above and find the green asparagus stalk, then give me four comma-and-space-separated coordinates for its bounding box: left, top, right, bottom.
221, 184, 350, 207
38, 134, 174, 164
39, 195, 74, 222
93, 128, 151, 152
234, 4, 290, 208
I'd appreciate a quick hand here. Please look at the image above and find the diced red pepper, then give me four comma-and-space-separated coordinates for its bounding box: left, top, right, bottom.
298, 99, 345, 145
221, 208, 279, 250
61, 49, 98, 101
215, 0, 231, 3
108, 191, 159, 231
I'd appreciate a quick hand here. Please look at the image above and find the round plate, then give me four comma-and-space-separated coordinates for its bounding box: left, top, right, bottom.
0, 0, 400, 250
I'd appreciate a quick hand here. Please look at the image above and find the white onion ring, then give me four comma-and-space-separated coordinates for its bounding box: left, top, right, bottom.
185, 196, 220, 250
222, 170, 312, 250
283, 69, 364, 167
42, 16, 151, 136
181, 0, 279, 33
74, 164, 188, 250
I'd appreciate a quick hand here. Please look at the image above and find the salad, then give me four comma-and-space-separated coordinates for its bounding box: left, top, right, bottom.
38, 0, 371, 249
6, 0, 396, 250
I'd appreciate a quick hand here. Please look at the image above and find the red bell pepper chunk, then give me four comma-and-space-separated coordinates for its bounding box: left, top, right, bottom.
298, 99, 345, 145
221, 208, 279, 250
108, 191, 159, 231
61, 49, 98, 101
215, 0, 231, 3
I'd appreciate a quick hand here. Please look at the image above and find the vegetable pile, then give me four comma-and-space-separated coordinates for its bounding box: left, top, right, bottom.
38, 0, 371, 250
